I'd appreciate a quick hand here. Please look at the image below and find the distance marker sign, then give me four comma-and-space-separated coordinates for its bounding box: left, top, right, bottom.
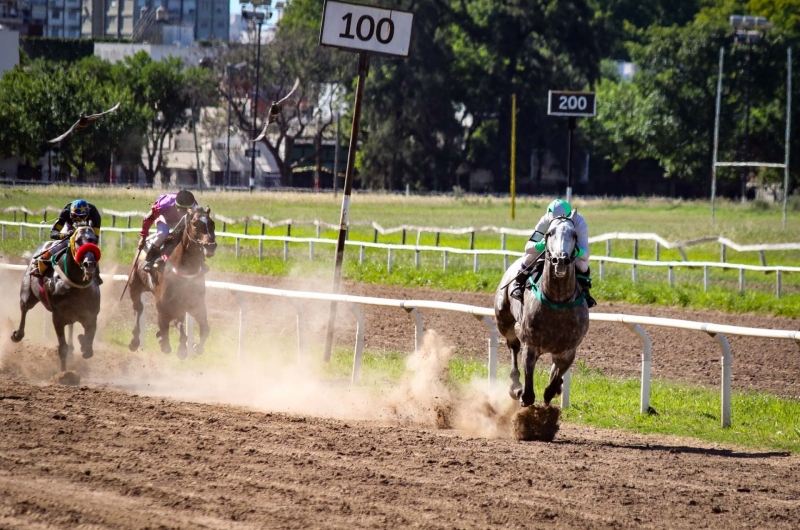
547, 91, 596, 117
319, 0, 414, 57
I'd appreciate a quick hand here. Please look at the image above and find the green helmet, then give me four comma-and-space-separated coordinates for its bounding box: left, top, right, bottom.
547, 199, 571, 218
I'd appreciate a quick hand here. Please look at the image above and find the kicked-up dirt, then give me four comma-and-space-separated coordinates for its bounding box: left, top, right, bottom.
1, 269, 799, 528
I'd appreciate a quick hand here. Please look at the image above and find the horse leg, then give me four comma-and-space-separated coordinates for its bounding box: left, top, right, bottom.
128, 277, 144, 352
53, 318, 69, 372
507, 337, 523, 400
519, 344, 538, 408
544, 349, 577, 405
156, 309, 172, 354
176, 316, 188, 360
188, 303, 210, 356
77, 316, 97, 360
12, 275, 41, 343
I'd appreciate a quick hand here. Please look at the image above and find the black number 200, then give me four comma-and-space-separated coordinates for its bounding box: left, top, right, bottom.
558, 95, 588, 111
340, 13, 395, 44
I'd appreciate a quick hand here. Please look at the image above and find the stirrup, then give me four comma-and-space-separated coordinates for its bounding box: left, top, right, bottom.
584, 291, 597, 309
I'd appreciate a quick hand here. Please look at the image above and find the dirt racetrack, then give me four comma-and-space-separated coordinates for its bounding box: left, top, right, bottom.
1, 270, 800, 528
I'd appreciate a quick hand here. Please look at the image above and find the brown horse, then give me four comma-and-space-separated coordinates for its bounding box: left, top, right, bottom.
11, 225, 102, 371
128, 206, 216, 359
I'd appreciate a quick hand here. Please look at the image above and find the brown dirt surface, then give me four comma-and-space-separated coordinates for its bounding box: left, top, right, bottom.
2, 269, 800, 528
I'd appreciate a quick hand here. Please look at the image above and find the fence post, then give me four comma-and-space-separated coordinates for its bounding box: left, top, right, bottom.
720, 243, 726, 263
606, 239, 611, 257
290, 300, 306, 361
655, 242, 660, 261
23, 212, 27, 223
348, 303, 365, 385
244, 219, 249, 235
599, 259, 605, 281
473, 253, 479, 273
119, 232, 124, 249
19, 224, 24, 240
504, 254, 509, 271
373, 228, 378, 243
259, 223, 265, 260
469, 231, 475, 250
668, 266, 674, 287
759, 251, 767, 266
501, 232, 506, 251
435, 232, 440, 246
387, 248, 393, 273
561, 369, 571, 409
359, 245, 365, 265
283, 241, 289, 262
127, 217, 132, 229
703, 266, 709, 292
443, 250, 448, 271
233, 292, 248, 363
416, 229, 421, 246
710, 333, 732, 428
632, 239, 638, 283
777, 270, 783, 299
625, 323, 652, 414
2, 224, 5, 240
415, 250, 420, 269
222, 222, 227, 232
475, 315, 498, 391
403, 307, 424, 354
235, 237, 240, 259
38, 226, 43, 240
112, 215, 116, 227
309, 241, 314, 261
401, 229, 406, 245
287, 223, 291, 237
739, 268, 745, 294
316, 224, 321, 238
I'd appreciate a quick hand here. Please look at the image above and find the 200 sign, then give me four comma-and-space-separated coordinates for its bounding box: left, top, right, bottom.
339, 13, 395, 44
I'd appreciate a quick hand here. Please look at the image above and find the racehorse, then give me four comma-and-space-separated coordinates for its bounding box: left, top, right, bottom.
128, 206, 216, 359
494, 214, 590, 407
11, 225, 102, 371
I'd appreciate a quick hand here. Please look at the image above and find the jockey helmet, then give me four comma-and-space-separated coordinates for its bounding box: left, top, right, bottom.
547, 199, 571, 218
175, 189, 195, 209
70, 199, 90, 222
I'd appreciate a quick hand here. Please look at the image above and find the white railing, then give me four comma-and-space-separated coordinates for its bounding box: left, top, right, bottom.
2, 220, 798, 297
4, 205, 800, 259
3, 262, 800, 428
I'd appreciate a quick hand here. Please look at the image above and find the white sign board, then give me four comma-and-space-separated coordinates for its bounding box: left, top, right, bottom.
319, 0, 414, 57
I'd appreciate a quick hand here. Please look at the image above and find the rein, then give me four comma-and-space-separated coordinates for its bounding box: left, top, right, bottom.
531, 219, 584, 310
52, 252, 94, 289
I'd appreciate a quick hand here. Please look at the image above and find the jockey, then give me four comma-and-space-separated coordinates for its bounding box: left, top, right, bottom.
509, 199, 596, 308
44, 199, 103, 295
138, 189, 197, 272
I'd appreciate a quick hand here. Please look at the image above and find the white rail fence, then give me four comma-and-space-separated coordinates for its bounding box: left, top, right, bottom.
3, 263, 800, 428
4, 206, 800, 261
3, 220, 799, 298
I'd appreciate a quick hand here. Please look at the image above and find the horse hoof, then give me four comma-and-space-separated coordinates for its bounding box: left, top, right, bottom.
82, 351, 93, 360
10, 331, 23, 343
509, 386, 523, 400
160, 343, 172, 355
192, 343, 204, 356
519, 393, 535, 408
128, 340, 139, 352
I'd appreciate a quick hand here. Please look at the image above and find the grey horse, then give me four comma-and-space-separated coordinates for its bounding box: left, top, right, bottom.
494, 215, 590, 407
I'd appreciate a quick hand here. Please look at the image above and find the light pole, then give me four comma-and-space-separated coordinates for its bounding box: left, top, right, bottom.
242, 5, 269, 193
730, 15, 772, 202
225, 62, 247, 190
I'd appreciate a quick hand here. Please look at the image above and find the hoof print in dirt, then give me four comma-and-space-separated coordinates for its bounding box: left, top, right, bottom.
512, 405, 560, 442
53, 371, 81, 386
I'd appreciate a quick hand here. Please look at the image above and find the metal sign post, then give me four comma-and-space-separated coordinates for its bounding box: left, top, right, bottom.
547, 90, 596, 203
510, 93, 517, 220
320, 0, 415, 362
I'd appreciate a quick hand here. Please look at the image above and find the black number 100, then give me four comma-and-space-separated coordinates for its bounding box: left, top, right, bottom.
340, 13, 395, 44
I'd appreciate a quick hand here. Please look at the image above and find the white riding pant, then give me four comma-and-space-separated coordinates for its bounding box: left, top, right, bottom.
146, 222, 170, 251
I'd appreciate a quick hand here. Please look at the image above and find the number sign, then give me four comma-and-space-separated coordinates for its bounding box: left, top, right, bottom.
319, 0, 414, 57
547, 91, 596, 117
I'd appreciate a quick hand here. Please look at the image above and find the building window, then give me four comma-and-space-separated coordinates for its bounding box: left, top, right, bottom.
52, 9, 61, 19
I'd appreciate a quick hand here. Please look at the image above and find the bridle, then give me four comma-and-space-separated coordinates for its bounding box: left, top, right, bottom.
544, 216, 579, 267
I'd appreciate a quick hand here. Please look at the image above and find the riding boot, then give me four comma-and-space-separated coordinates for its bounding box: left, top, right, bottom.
509, 272, 531, 302
577, 267, 597, 309
141, 245, 161, 273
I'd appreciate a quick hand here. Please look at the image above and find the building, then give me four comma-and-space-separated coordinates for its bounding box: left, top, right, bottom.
80, 0, 228, 41
0, 26, 19, 74
94, 41, 215, 65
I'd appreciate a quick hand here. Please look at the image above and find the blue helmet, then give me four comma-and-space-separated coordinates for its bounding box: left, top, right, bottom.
547, 199, 572, 218
70, 199, 90, 221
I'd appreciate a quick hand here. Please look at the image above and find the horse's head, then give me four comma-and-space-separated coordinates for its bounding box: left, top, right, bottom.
70, 224, 101, 280
186, 206, 217, 258
545, 216, 577, 278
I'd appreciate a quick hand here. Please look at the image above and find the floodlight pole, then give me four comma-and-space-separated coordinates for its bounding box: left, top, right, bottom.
250, 16, 264, 193
510, 93, 517, 220
783, 47, 793, 229
711, 46, 724, 224
323, 51, 369, 362
741, 41, 754, 202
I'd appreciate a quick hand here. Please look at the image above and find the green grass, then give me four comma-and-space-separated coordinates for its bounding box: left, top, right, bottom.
4, 187, 800, 316
325, 351, 800, 453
